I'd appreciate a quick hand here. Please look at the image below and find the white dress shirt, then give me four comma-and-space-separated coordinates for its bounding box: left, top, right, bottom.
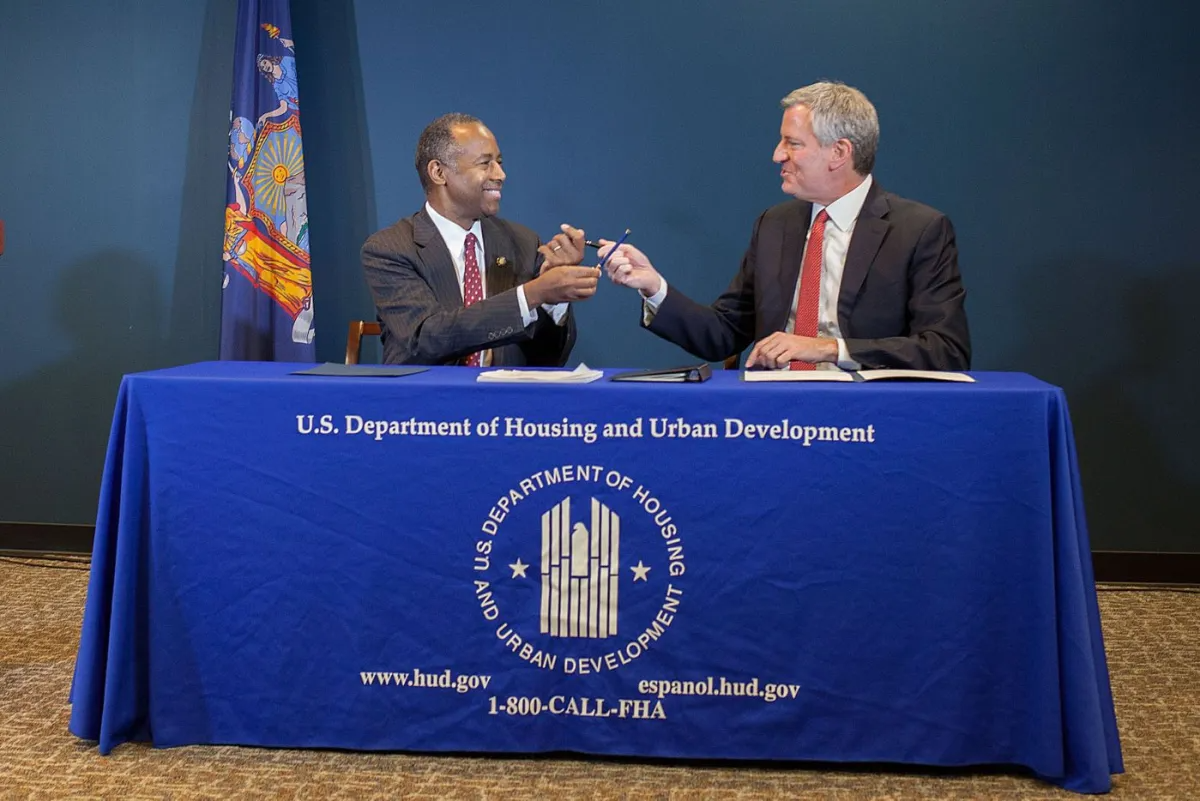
644, 175, 874, 370
425, 203, 568, 329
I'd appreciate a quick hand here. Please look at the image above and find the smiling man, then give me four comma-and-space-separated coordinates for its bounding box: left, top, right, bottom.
600, 82, 971, 371
362, 113, 599, 366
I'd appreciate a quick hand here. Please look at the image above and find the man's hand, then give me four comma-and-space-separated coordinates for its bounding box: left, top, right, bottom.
538, 224, 586, 271
525, 266, 600, 305
599, 240, 663, 296
745, 333, 839, 369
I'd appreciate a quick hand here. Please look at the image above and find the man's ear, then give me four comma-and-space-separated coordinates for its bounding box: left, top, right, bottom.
427, 159, 447, 187
830, 139, 853, 171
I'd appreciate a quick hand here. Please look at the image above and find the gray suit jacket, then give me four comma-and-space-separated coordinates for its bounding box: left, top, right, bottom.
361, 209, 575, 366
649, 181, 971, 370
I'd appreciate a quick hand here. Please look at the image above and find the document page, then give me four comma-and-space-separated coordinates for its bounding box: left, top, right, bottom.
742, 370, 854, 382
858, 370, 975, 383
477, 364, 604, 384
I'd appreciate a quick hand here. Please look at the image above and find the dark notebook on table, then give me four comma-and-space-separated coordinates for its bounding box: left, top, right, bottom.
609, 363, 713, 383
292, 364, 428, 378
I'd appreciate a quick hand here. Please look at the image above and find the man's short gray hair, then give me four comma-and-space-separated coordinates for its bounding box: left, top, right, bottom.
781, 82, 879, 175
415, 112, 482, 192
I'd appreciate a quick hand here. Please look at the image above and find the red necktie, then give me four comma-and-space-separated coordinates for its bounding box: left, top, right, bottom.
790, 209, 828, 371
462, 232, 483, 367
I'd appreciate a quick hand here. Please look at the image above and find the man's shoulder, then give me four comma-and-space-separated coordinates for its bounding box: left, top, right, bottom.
878, 190, 949, 227
362, 212, 420, 254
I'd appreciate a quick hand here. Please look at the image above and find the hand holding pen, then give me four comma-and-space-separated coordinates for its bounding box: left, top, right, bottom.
539, 224, 587, 270
590, 228, 631, 269
538, 224, 659, 295
591, 232, 664, 296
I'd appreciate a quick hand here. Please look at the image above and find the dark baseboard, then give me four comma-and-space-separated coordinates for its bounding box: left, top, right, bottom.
0, 522, 95, 555
1091, 550, 1200, 585
2, 524, 1197, 584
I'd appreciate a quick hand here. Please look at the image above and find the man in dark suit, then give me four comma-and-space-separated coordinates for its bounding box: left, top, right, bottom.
362, 113, 599, 366
599, 82, 970, 371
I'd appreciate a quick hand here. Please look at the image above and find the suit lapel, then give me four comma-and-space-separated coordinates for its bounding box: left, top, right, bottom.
481, 217, 519, 299
482, 217, 521, 367
413, 208, 463, 306
775, 202, 812, 331
837, 182, 889, 329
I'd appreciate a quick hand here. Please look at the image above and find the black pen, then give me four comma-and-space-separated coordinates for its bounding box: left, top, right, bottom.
585, 233, 630, 251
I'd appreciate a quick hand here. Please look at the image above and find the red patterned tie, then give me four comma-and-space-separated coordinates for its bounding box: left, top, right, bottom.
790, 209, 829, 371
462, 232, 483, 367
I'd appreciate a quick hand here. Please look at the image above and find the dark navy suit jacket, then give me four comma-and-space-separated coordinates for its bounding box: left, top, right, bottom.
649, 181, 971, 370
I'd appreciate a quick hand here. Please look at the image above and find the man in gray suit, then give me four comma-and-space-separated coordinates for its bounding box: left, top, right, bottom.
362, 113, 599, 366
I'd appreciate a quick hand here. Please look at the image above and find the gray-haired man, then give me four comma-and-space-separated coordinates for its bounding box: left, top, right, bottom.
601, 82, 971, 371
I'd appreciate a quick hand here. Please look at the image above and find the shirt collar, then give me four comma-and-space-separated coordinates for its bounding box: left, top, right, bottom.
425, 201, 483, 256
813, 174, 874, 232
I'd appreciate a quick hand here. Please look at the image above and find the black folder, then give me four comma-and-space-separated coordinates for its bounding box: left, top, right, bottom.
292, 364, 428, 378
608, 363, 713, 383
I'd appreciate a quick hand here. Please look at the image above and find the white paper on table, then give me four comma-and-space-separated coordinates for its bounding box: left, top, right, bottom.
742, 369, 854, 382
476, 363, 604, 384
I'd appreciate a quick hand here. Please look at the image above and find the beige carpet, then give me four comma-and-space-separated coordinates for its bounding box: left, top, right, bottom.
1, 557, 1197, 800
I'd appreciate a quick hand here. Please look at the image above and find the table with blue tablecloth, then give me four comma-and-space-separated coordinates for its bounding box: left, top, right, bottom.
69, 362, 1122, 793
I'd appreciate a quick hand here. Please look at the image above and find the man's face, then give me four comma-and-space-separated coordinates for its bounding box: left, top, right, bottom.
440, 123, 506, 221
773, 105, 835, 202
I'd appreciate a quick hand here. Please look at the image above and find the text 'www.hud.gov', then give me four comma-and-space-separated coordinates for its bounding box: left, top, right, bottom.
360, 668, 493, 693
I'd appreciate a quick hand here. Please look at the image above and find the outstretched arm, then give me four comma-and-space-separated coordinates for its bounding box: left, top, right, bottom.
258, 99, 289, 128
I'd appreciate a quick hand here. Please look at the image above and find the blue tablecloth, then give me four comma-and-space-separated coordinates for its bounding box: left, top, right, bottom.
69, 362, 1122, 793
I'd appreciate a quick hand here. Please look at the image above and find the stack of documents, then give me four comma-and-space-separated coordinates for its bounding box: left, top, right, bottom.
477, 364, 604, 384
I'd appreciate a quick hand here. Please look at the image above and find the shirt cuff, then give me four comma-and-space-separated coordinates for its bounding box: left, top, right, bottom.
517, 286, 538, 327
543, 302, 569, 326
836, 338, 861, 371
641, 279, 669, 326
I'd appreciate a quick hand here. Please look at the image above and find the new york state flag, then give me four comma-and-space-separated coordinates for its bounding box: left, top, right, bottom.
220, 0, 314, 360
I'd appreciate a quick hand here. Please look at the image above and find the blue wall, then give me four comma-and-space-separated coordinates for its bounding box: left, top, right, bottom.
0, 0, 234, 522
1, 0, 1197, 549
